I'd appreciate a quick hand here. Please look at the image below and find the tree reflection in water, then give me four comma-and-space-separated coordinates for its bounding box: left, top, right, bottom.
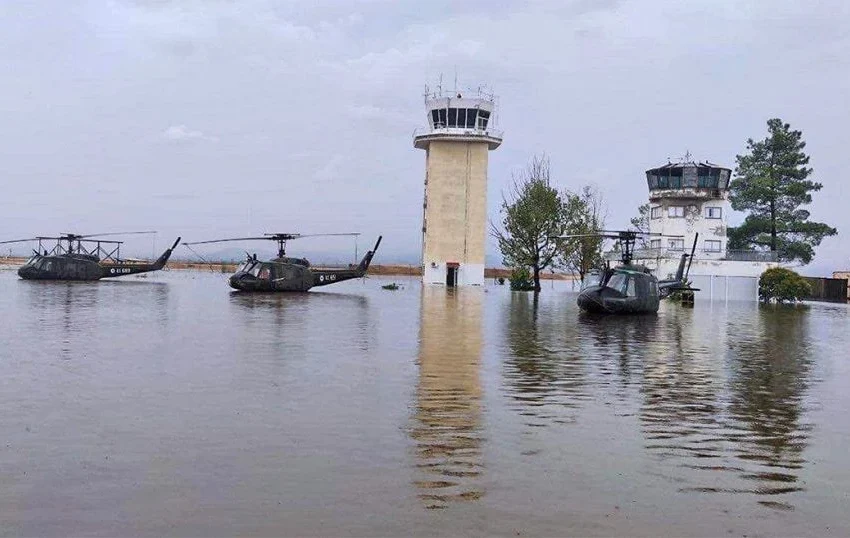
409, 287, 484, 509
503, 292, 589, 429
636, 304, 813, 511
722, 306, 813, 510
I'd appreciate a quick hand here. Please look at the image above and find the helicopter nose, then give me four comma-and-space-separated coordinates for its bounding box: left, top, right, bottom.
229, 272, 248, 290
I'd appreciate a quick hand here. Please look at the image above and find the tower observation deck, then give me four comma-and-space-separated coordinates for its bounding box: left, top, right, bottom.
413, 84, 503, 287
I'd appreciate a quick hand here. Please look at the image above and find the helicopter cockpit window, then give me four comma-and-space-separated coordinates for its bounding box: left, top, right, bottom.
24, 256, 39, 267
257, 265, 271, 280
648, 280, 658, 297
239, 261, 256, 273
581, 272, 603, 290
606, 273, 628, 295
248, 264, 263, 277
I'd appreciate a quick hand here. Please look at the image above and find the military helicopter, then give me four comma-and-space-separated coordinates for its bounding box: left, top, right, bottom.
182, 233, 382, 292
556, 230, 699, 315
0, 232, 181, 281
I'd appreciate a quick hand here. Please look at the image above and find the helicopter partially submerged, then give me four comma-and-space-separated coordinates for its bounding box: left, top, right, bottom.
183, 233, 382, 292
0, 232, 181, 281
556, 230, 699, 315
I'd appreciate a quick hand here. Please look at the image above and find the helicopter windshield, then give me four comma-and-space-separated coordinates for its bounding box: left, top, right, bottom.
581, 272, 603, 290
23, 255, 40, 267
606, 272, 639, 297
238, 260, 256, 273
248, 263, 263, 276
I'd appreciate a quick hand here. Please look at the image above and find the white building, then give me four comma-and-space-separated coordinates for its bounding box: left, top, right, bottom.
413, 85, 503, 287
638, 157, 777, 300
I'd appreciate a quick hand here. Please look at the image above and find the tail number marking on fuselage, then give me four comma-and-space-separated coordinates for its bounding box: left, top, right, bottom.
319, 274, 337, 282
110, 267, 133, 275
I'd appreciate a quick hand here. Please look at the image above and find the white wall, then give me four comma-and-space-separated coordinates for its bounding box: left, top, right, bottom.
648, 196, 729, 257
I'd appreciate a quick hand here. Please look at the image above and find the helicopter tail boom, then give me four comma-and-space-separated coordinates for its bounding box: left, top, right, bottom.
97, 237, 181, 278
309, 236, 382, 288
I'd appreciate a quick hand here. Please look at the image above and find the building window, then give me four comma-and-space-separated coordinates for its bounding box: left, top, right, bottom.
650, 206, 662, 219
668, 238, 685, 251
667, 206, 685, 218
705, 206, 722, 219
466, 109, 477, 128
704, 240, 721, 252
650, 239, 661, 249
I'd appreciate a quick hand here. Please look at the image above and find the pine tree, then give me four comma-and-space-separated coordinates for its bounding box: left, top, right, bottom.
729, 118, 837, 264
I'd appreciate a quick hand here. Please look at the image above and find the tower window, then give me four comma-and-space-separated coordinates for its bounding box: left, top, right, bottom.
650, 239, 661, 249
705, 207, 722, 219
667, 206, 685, 218
650, 206, 662, 219
477, 110, 490, 130
436, 108, 446, 128
431, 109, 439, 126
704, 240, 721, 252
448, 108, 458, 127
466, 109, 477, 128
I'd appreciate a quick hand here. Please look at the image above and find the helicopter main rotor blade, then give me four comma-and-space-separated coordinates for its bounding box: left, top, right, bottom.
0, 238, 40, 245
71, 231, 158, 239
552, 234, 619, 240
182, 237, 271, 246
265, 232, 361, 239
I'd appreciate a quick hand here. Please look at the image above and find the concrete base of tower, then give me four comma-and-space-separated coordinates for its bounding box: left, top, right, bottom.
423, 262, 485, 287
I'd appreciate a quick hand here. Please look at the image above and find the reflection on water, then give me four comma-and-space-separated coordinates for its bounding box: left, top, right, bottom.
227, 290, 372, 356
500, 298, 819, 512
0, 271, 846, 536
503, 293, 590, 429
635, 306, 813, 509
410, 287, 484, 509
723, 307, 813, 509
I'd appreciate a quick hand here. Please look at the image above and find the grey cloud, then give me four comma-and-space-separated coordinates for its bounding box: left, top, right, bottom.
0, 0, 847, 273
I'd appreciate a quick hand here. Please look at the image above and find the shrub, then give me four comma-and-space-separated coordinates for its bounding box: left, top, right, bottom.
509, 267, 535, 291
759, 267, 811, 303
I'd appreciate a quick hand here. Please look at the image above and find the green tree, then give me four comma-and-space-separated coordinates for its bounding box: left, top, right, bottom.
630, 202, 651, 248
758, 267, 811, 303
561, 185, 605, 281
491, 155, 566, 293
630, 203, 650, 234
729, 118, 837, 264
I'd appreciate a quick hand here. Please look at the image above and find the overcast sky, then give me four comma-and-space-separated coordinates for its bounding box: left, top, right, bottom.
1, 0, 848, 272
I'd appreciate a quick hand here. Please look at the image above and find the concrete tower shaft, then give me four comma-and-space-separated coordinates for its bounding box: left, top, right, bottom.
414, 85, 502, 287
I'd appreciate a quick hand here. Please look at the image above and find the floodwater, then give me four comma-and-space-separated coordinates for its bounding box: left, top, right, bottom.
1, 268, 848, 537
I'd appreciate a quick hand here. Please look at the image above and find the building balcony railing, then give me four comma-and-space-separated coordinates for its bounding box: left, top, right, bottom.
413, 126, 504, 140
723, 250, 778, 262
606, 248, 778, 262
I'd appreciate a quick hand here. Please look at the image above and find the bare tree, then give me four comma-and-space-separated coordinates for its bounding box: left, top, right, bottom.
491, 155, 566, 292
560, 185, 606, 281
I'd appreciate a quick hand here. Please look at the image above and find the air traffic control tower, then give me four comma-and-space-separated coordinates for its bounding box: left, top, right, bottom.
413, 84, 502, 287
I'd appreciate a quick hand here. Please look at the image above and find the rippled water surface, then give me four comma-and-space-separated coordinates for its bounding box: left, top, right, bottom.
1, 268, 849, 536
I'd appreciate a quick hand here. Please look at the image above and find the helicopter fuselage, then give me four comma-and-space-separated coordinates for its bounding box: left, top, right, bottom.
17, 239, 180, 281
577, 266, 661, 315
228, 256, 376, 292
227, 237, 381, 292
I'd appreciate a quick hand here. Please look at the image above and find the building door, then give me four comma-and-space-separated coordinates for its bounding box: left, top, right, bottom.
446, 266, 457, 287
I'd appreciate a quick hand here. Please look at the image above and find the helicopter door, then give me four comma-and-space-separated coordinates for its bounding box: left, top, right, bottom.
446, 263, 458, 287
257, 264, 272, 281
